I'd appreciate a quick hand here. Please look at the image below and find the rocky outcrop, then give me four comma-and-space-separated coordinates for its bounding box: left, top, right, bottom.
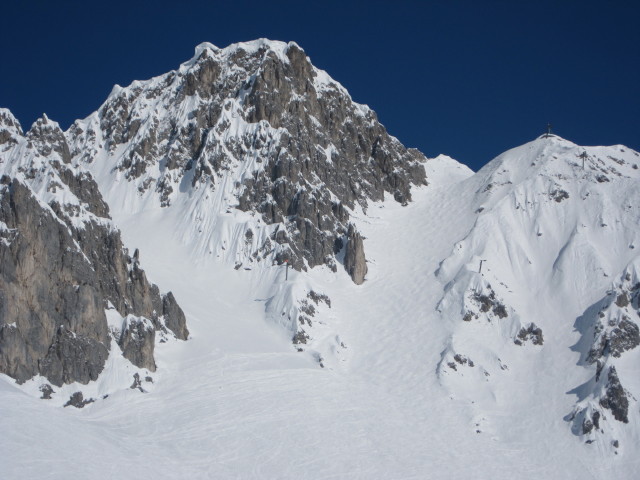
0, 110, 188, 387
118, 316, 156, 371
585, 268, 640, 366
599, 366, 629, 423
63, 391, 95, 408
514, 323, 544, 346
447, 353, 475, 371
581, 410, 601, 435
0, 108, 23, 146
67, 40, 427, 279
461, 284, 509, 323
163, 292, 189, 340
568, 261, 640, 438
343, 224, 367, 284
26, 114, 71, 163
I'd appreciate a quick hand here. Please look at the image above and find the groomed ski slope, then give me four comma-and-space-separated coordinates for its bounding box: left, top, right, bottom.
2, 140, 639, 479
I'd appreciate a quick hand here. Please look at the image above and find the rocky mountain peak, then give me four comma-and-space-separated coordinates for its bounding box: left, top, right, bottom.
189, 39, 297, 64
68, 39, 428, 280
0, 108, 23, 146
26, 114, 71, 163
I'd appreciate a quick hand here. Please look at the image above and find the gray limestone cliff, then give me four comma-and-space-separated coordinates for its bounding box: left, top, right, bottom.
0, 109, 188, 387
343, 224, 367, 284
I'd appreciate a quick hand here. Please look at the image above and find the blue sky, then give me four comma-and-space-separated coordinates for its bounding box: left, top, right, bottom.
2, 0, 638, 171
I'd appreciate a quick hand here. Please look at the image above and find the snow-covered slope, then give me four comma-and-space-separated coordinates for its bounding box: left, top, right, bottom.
2, 38, 640, 479
434, 134, 640, 455
3, 130, 639, 478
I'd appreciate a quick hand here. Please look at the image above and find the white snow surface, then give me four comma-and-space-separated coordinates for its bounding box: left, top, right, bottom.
2, 134, 640, 479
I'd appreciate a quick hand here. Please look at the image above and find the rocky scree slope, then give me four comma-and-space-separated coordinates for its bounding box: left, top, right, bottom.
67, 40, 427, 283
0, 109, 188, 395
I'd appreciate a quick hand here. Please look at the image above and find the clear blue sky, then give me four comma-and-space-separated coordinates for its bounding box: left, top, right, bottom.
2, 0, 638, 171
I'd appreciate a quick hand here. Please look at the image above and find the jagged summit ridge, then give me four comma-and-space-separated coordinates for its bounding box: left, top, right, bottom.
190, 39, 301, 66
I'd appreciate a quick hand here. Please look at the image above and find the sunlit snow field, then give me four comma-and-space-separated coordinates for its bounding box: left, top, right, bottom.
2, 143, 640, 479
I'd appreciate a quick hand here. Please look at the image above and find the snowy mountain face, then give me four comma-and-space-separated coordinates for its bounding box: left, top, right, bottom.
1, 39, 640, 479
0, 108, 187, 404
67, 40, 426, 279
434, 135, 640, 453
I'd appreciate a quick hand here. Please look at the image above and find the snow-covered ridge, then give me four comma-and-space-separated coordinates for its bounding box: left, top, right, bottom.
0, 114, 106, 230
432, 134, 640, 455
188, 39, 297, 67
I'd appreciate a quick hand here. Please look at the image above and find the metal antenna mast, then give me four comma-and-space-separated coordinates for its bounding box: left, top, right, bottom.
479, 259, 487, 274
579, 151, 588, 169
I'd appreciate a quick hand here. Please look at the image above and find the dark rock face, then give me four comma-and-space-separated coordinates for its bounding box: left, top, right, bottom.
463, 285, 509, 323
292, 330, 309, 345
550, 189, 569, 202
68, 41, 427, 279
53, 165, 110, 217
589, 318, 640, 361
39, 326, 110, 386
26, 115, 71, 163
344, 224, 367, 285
296, 290, 331, 331
446, 353, 475, 371
0, 113, 188, 388
582, 410, 601, 434
599, 367, 629, 423
569, 266, 640, 437
118, 317, 156, 371
39, 384, 54, 399
130, 372, 146, 392
285, 289, 336, 356
473, 291, 508, 318
514, 323, 544, 346
615, 292, 629, 308
0, 179, 110, 386
453, 354, 474, 367
163, 292, 189, 340
0, 108, 23, 146
64, 391, 95, 408
587, 275, 640, 364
